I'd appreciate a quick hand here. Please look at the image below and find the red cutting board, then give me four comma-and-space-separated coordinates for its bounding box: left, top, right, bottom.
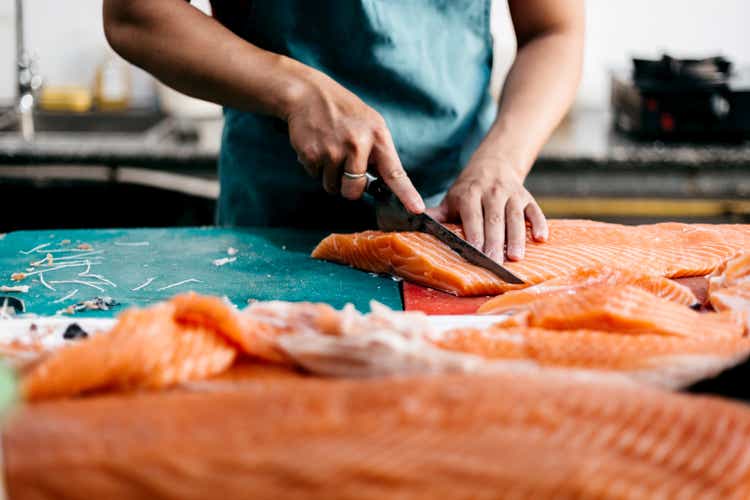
403, 277, 710, 316
402, 282, 492, 315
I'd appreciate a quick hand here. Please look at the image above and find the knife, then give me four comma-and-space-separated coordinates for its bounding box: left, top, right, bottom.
365, 175, 525, 284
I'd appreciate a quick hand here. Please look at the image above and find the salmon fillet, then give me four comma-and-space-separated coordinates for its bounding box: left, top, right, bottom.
311, 219, 743, 296
434, 326, 750, 388
311, 230, 507, 295
7, 371, 750, 499
497, 284, 744, 338
478, 267, 698, 314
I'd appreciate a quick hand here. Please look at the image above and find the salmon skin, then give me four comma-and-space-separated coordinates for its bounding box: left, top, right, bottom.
7, 370, 750, 499
478, 267, 699, 314
311, 219, 744, 296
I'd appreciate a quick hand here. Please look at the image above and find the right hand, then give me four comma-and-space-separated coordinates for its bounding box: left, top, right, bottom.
284, 70, 425, 214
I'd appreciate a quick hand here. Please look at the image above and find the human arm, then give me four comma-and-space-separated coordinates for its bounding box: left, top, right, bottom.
102, 0, 424, 212
427, 0, 584, 261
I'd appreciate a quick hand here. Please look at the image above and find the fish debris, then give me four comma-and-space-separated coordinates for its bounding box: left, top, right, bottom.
57, 296, 119, 316
213, 257, 237, 267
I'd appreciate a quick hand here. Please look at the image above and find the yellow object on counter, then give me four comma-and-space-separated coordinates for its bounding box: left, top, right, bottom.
38, 86, 93, 113
93, 50, 132, 111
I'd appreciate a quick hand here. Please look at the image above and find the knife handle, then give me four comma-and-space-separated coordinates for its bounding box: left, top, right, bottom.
364, 175, 392, 201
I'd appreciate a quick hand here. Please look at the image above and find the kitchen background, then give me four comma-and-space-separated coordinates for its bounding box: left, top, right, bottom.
1, 0, 749, 231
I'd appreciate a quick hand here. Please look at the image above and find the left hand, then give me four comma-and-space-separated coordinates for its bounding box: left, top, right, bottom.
426, 156, 548, 262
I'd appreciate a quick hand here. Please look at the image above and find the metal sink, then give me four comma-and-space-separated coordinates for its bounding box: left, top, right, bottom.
0, 108, 166, 135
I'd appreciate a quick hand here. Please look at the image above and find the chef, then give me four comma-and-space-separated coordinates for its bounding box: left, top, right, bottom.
103, 0, 583, 261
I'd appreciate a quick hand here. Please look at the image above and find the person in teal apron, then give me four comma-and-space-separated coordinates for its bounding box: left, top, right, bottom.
104, 0, 583, 261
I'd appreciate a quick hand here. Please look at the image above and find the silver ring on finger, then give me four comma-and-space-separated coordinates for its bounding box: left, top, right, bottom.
342, 171, 367, 180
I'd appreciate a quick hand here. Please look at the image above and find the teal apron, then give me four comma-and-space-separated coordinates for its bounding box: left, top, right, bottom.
217, 0, 497, 230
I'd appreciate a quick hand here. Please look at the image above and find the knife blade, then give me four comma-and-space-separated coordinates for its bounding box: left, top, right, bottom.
365, 176, 525, 285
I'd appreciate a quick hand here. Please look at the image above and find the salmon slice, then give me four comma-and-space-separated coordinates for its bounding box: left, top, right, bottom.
21, 302, 238, 401
312, 230, 506, 296
172, 293, 342, 364
20, 294, 349, 401
498, 284, 744, 338
7, 371, 750, 499
477, 268, 698, 314
312, 219, 743, 296
434, 326, 750, 388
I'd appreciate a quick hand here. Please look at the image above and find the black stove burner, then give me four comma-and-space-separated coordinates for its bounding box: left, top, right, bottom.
611, 54, 750, 141
633, 55, 732, 88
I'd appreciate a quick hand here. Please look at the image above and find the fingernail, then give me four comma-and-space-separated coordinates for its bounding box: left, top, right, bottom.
532, 229, 548, 241
508, 246, 524, 261
413, 198, 426, 213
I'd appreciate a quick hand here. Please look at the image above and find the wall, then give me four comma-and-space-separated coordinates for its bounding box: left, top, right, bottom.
578, 0, 750, 107
0, 1, 748, 108
0, 0, 210, 107
490, 0, 750, 108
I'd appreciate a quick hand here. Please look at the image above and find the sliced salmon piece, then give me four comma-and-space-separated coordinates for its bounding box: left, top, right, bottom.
434, 326, 750, 388
20, 294, 348, 400
7, 371, 750, 499
478, 268, 698, 314
312, 219, 743, 296
497, 284, 744, 338
21, 302, 237, 401
312, 230, 506, 296
171, 293, 335, 364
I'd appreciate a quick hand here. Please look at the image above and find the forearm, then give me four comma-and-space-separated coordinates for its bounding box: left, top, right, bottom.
476, 28, 583, 179
103, 0, 313, 119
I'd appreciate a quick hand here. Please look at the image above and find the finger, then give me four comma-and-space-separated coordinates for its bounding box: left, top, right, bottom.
322, 160, 342, 194
297, 154, 321, 178
505, 199, 527, 261
481, 195, 507, 262
525, 202, 549, 242
340, 148, 370, 201
459, 194, 484, 249
371, 135, 425, 214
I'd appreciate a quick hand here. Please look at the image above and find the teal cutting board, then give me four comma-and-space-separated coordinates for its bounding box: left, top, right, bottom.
0, 227, 401, 317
